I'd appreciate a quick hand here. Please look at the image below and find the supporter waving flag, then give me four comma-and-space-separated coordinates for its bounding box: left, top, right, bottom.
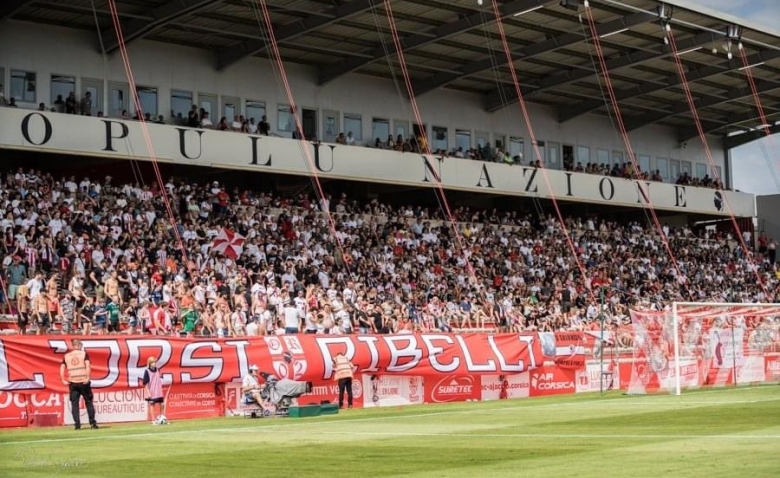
211, 228, 245, 260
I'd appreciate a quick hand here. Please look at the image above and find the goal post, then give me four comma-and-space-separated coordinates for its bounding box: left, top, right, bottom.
627, 302, 780, 396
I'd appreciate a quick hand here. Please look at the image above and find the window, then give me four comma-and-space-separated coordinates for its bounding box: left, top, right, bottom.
136, 86, 158, 116
638, 154, 651, 174
50, 75, 75, 104
455, 129, 471, 151
612, 151, 623, 167
681, 161, 692, 175
371, 118, 390, 144
170, 90, 192, 121
11, 70, 36, 103
494, 135, 506, 150
343, 113, 362, 141
596, 149, 609, 166
277, 104, 296, 132
696, 163, 707, 179
715, 166, 722, 181
245, 100, 266, 123
431, 126, 448, 151
577, 146, 590, 164
656, 157, 668, 180
509, 137, 524, 159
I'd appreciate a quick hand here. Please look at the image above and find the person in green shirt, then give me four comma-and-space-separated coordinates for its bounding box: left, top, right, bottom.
181, 307, 199, 338
106, 300, 121, 335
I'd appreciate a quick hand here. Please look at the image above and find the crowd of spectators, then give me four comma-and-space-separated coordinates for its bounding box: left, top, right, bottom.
0, 166, 778, 338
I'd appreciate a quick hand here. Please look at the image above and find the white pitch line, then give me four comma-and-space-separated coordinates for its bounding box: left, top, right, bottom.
269, 429, 780, 440
0, 387, 775, 446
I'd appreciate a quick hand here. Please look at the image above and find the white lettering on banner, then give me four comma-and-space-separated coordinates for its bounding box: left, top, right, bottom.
488, 336, 524, 372
0, 109, 754, 217
385, 336, 423, 372
80, 340, 122, 388
315, 337, 356, 380
225, 340, 251, 380
181, 342, 223, 383
356, 336, 380, 373
454, 336, 496, 372
0, 392, 61, 409
125, 339, 174, 387
0, 341, 46, 391
421, 335, 460, 373
531, 372, 574, 391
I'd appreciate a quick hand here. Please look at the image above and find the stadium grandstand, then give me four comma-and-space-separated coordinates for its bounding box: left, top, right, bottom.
0, 0, 779, 339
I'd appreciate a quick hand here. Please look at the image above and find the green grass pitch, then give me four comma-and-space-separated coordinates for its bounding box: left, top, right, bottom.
1, 386, 778, 477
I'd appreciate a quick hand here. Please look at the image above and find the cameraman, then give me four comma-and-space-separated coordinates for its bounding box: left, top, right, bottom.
242, 364, 263, 405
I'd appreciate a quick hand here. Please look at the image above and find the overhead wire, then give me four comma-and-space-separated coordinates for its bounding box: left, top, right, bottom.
665, 22, 771, 300
252, 0, 356, 282
380, 0, 482, 291
105, 0, 189, 266
487, 0, 599, 304
581, 3, 694, 299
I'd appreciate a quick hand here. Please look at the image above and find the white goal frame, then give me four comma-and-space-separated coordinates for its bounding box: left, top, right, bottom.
672, 301, 774, 396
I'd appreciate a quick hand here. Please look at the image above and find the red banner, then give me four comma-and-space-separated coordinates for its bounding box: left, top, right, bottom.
528, 366, 576, 397
0, 333, 543, 394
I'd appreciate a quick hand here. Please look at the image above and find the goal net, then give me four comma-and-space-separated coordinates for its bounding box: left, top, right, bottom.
627, 302, 780, 395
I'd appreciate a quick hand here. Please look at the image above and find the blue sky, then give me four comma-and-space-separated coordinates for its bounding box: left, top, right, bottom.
690, 0, 780, 195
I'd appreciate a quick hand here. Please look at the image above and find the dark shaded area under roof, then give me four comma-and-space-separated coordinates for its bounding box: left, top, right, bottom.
5, 0, 780, 146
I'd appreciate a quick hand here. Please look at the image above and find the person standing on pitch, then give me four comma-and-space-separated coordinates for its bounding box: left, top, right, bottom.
59, 339, 98, 430
144, 357, 167, 425
333, 353, 356, 409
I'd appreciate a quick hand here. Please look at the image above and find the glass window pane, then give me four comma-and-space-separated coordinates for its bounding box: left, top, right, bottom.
431, 126, 447, 151
547, 143, 559, 168
638, 154, 651, 174
344, 113, 362, 141
11, 70, 36, 103
696, 163, 707, 179
278, 104, 295, 132
597, 149, 609, 165
371, 118, 390, 145
455, 129, 471, 151
657, 157, 668, 180
509, 137, 524, 158
612, 151, 623, 167
577, 146, 590, 164
170, 89, 192, 121
50, 75, 75, 105
136, 86, 157, 116
110, 88, 125, 115
246, 100, 266, 123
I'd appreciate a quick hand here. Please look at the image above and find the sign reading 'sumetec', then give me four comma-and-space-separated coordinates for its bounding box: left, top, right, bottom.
0, 109, 754, 217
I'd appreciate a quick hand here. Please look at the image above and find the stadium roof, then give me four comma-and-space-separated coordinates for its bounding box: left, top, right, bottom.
5, 0, 780, 145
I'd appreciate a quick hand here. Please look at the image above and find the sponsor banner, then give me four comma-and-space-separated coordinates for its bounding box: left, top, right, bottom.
361, 375, 424, 408
0, 334, 542, 394
539, 332, 586, 369
164, 383, 221, 420
576, 361, 619, 393
0, 109, 753, 217
481, 373, 530, 401
64, 388, 147, 425
529, 367, 576, 397
424, 375, 481, 403
299, 374, 365, 408
765, 354, 780, 382
0, 391, 63, 428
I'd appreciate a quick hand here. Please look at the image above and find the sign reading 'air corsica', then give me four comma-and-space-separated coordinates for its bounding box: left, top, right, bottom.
0, 109, 754, 217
